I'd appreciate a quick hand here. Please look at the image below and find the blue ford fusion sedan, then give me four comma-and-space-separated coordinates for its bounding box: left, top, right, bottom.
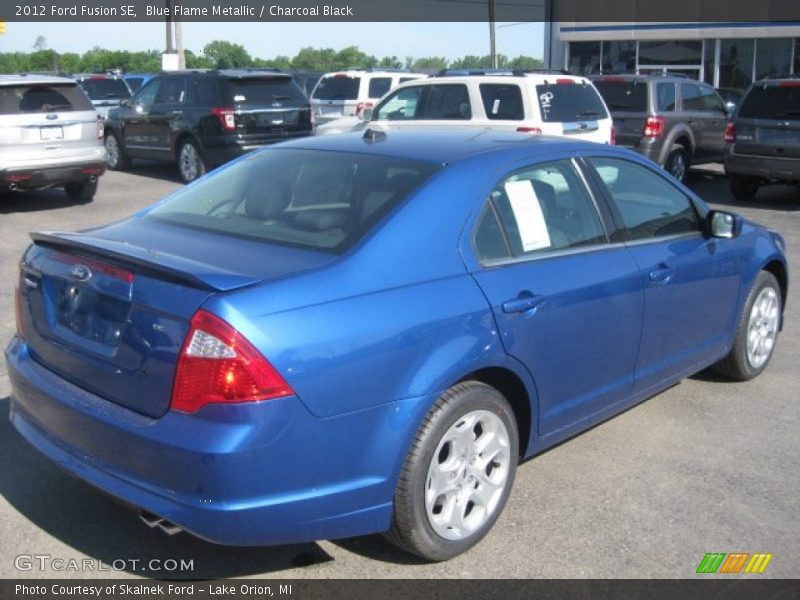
6, 130, 788, 560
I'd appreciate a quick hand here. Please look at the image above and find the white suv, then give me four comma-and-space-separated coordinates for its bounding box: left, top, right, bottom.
328, 72, 614, 144
0, 74, 105, 201
310, 69, 426, 125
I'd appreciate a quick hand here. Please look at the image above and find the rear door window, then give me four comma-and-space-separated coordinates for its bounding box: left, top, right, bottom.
368, 77, 392, 99
536, 82, 608, 122
593, 79, 648, 112
134, 78, 161, 107
224, 77, 306, 106
656, 82, 676, 111
312, 76, 361, 100
738, 83, 800, 119
680, 84, 703, 111
479, 83, 524, 120
699, 86, 726, 113
421, 84, 471, 120
154, 77, 186, 104
477, 159, 607, 259
193, 78, 221, 106
0, 83, 94, 114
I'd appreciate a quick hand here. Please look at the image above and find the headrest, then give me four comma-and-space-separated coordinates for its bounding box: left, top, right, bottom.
245, 178, 292, 220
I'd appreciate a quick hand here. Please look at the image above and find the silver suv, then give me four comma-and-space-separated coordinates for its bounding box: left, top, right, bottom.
1, 74, 106, 202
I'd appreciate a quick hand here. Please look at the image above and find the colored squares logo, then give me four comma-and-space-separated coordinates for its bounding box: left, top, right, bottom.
697, 552, 773, 574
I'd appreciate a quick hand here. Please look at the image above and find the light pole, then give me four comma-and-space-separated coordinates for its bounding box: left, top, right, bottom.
488, 0, 497, 68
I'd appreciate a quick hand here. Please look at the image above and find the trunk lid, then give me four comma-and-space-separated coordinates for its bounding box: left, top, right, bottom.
224, 76, 312, 137
18, 218, 336, 417
592, 79, 649, 147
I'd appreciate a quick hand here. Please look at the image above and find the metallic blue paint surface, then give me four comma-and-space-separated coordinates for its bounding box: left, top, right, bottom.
5, 130, 788, 545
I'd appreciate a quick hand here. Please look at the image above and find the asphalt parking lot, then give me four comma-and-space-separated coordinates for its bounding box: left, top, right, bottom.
0, 163, 798, 579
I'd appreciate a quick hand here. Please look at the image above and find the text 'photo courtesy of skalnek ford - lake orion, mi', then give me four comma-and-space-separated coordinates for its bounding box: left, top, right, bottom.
0, 0, 798, 596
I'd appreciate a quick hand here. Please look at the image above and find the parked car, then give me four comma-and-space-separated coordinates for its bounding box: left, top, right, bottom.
592, 74, 729, 181
104, 69, 314, 183
0, 74, 105, 201
122, 73, 153, 94
716, 87, 745, 114
290, 70, 323, 98
724, 77, 800, 201
310, 69, 426, 125
335, 72, 614, 145
7, 130, 786, 560
73, 73, 133, 119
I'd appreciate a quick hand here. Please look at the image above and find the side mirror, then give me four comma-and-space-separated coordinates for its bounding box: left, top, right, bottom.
707, 210, 741, 239
360, 107, 374, 121
120, 98, 131, 108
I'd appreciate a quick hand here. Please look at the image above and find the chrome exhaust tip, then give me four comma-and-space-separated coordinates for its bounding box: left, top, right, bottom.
8, 182, 18, 191
89, 175, 98, 183
138, 509, 183, 536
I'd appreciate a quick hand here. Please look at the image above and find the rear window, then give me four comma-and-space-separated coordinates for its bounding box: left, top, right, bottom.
0, 83, 94, 114
368, 77, 392, 99
78, 78, 131, 101
147, 149, 439, 253
224, 77, 306, 105
479, 83, 524, 120
738, 83, 800, 119
536, 82, 608, 122
125, 77, 146, 93
312, 76, 361, 100
593, 80, 648, 113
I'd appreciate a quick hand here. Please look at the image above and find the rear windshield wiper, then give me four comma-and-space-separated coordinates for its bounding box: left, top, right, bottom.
576, 110, 601, 118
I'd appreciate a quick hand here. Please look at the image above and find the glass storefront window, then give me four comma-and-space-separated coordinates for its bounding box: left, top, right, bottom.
568, 42, 602, 76
639, 41, 702, 66
755, 38, 793, 80
719, 39, 754, 89
602, 41, 636, 73
703, 40, 716, 85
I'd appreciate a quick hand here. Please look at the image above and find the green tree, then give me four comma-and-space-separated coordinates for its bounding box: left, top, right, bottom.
33, 36, 48, 51
291, 47, 337, 71
58, 52, 81, 74
202, 40, 252, 69
28, 49, 58, 71
378, 55, 403, 69
411, 56, 448, 71
185, 49, 215, 69
508, 55, 545, 70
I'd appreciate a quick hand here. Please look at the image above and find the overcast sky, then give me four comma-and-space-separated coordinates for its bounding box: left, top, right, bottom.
0, 21, 544, 60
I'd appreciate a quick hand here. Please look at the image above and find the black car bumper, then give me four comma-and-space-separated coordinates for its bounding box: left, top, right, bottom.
2, 162, 106, 191
725, 152, 800, 182
202, 131, 313, 167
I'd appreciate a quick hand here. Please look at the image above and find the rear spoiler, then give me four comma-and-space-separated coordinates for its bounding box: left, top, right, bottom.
30, 231, 261, 292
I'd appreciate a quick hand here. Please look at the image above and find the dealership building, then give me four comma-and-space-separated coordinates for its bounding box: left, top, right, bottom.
545, 22, 800, 89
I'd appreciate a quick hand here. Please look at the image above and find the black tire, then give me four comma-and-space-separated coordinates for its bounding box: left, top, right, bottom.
104, 132, 131, 170
64, 179, 98, 203
713, 271, 781, 381
728, 174, 760, 202
385, 381, 519, 561
177, 138, 206, 183
664, 145, 690, 182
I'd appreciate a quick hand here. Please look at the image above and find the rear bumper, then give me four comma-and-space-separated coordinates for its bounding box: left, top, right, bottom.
202, 131, 313, 167
5, 336, 423, 546
1, 158, 106, 190
725, 151, 800, 181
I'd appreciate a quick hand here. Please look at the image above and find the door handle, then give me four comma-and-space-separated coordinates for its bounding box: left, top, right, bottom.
502, 293, 545, 315
649, 265, 674, 283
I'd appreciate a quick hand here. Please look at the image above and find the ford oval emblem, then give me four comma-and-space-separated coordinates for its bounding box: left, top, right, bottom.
70, 264, 92, 282
46, 113, 58, 120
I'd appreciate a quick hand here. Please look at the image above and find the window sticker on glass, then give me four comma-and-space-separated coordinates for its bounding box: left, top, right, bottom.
504, 180, 551, 252
492, 98, 501, 115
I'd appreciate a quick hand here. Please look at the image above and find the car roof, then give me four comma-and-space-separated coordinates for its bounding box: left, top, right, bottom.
273, 128, 602, 164
0, 74, 78, 86
394, 73, 593, 86
320, 70, 425, 78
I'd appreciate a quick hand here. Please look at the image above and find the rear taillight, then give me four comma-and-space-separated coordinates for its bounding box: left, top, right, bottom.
724, 121, 736, 144
610, 125, 617, 145
211, 107, 236, 132
643, 115, 664, 138
97, 115, 104, 139
171, 310, 294, 414
516, 127, 542, 134
356, 101, 373, 116
51, 251, 133, 283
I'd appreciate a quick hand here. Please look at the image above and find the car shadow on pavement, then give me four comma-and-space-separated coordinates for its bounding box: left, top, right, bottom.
122, 161, 184, 184
0, 189, 91, 215
0, 396, 336, 578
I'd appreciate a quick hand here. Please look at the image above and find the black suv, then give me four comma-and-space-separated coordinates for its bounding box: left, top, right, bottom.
725, 78, 800, 201
104, 70, 314, 182
593, 74, 729, 182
